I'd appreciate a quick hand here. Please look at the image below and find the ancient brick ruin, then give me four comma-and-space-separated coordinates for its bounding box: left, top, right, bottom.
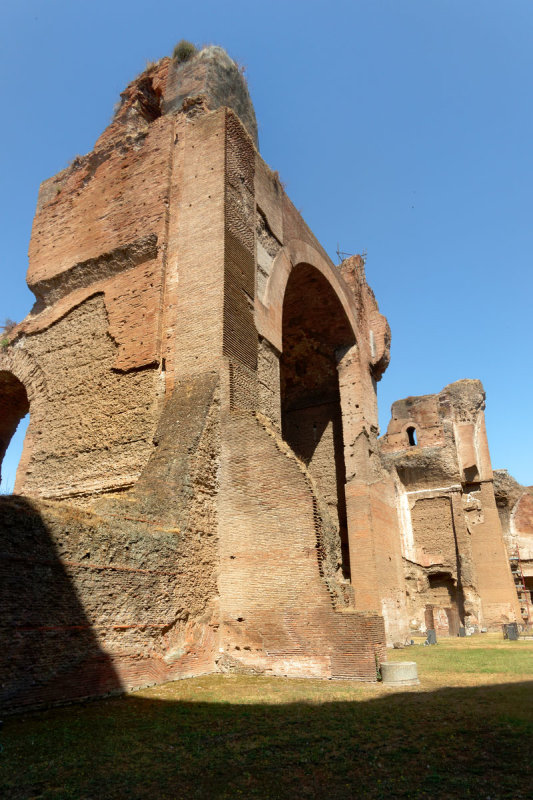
380, 380, 522, 635
493, 470, 533, 622
0, 46, 526, 712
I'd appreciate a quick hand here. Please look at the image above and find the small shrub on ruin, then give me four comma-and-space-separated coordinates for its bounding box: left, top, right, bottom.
1, 319, 16, 347
67, 155, 83, 170
172, 40, 197, 64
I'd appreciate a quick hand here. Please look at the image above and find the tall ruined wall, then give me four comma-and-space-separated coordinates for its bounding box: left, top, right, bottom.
3, 50, 255, 499
1, 44, 407, 711
4, 60, 173, 498
214, 108, 390, 669
381, 380, 521, 633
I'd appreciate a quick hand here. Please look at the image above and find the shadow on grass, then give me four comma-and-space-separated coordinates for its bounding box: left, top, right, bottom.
1, 497, 532, 798
1, 679, 532, 800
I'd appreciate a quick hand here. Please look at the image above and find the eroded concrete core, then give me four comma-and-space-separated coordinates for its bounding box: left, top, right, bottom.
0, 46, 523, 712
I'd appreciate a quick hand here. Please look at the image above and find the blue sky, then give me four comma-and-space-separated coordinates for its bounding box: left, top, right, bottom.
1, 0, 532, 489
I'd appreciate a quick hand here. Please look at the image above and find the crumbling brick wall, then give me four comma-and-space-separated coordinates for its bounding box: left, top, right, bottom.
380, 380, 522, 632
1, 45, 407, 710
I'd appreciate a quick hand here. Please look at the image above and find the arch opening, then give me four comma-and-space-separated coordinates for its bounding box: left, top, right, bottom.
280, 264, 356, 580
407, 426, 417, 447
0, 371, 30, 494
425, 571, 465, 636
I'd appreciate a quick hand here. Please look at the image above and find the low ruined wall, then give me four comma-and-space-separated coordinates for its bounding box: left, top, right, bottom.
1, 374, 221, 713
0, 497, 209, 712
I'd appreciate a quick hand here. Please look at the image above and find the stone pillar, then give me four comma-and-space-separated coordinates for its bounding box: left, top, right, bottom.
337, 345, 381, 612
453, 407, 522, 626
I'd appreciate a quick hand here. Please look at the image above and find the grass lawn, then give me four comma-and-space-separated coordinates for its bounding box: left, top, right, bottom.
1, 634, 532, 799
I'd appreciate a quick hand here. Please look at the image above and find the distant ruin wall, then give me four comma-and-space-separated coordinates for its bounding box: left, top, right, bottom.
380, 380, 522, 633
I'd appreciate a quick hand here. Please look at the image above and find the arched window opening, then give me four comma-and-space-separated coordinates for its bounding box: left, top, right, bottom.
407, 426, 417, 447
0, 372, 30, 494
280, 264, 355, 581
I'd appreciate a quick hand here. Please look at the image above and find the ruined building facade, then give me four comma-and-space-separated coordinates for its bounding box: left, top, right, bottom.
380, 381, 522, 635
0, 47, 524, 711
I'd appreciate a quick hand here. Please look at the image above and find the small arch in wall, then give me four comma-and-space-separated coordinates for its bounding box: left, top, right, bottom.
406, 426, 417, 447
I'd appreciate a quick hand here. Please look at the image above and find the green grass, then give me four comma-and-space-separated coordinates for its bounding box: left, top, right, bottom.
392, 633, 533, 674
1, 635, 532, 799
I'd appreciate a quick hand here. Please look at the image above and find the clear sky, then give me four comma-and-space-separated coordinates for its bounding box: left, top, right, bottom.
1, 0, 532, 490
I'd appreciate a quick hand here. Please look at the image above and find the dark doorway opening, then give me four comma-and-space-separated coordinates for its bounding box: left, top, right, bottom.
427, 572, 465, 636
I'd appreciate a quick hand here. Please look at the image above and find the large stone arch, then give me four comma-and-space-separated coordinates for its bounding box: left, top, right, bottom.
0, 346, 48, 493
0, 346, 49, 406
278, 257, 357, 581
255, 239, 359, 353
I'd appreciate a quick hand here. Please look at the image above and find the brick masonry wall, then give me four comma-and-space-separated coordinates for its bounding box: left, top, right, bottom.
282, 402, 346, 535
380, 381, 522, 631
164, 110, 226, 383
493, 471, 533, 591
469, 482, 523, 625
218, 412, 386, 679
367, 480, 411, 642
0, 53, 406, 712
28, 110, 173, 290
411, 497, 458, 569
